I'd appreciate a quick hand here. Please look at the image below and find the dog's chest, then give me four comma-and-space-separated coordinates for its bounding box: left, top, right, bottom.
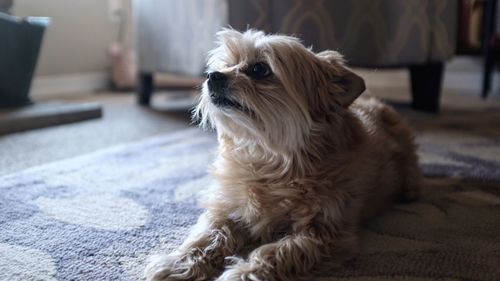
214, 148, 324, 236
226, 180, 319, 236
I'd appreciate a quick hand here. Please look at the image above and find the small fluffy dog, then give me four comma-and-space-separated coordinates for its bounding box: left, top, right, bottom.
146, 29, 422, 281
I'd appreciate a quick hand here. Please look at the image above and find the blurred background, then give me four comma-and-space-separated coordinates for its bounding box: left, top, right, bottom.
1, 0, 499, 174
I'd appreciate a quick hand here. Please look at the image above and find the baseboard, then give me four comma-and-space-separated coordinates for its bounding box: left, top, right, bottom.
443, 71, 500, 94
354, 69, 409, 90
355, 68, 500, 94
30, 72, 109, 99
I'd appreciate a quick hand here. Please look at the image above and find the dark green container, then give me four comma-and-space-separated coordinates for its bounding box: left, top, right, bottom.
0, 13, 50, 108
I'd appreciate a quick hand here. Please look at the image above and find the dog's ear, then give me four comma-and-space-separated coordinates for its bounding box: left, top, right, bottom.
316, 50, 366, 107
336, 69, 366, 107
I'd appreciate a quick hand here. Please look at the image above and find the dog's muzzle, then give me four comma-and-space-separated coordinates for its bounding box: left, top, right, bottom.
207, 71, 228, 92
207, 71, 240, 108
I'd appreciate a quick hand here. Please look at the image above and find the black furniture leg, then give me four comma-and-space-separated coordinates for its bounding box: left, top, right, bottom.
481, 0, 497, 98
482, 49, 495, 98
138, 72, 154, 106
409, 62, 444, 113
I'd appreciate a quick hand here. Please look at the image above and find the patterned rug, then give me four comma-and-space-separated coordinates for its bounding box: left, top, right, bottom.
1, 109, 500, 281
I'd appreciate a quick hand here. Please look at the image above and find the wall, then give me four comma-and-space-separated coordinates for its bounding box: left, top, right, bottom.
13, 0, 118, 76
11, 0, 136, 97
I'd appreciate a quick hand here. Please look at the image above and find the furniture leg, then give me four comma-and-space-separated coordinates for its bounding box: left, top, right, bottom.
481, 0, 498, 98
138, 72, 154, 106
409, 62, 444, 113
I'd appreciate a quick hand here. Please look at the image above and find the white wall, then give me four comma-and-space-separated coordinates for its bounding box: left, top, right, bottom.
12, 0, 119, 76
11, 0, 135, 97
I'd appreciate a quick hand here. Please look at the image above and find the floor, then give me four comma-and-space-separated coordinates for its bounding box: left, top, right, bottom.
0, 92, 196, 176
0, 86, 499, 177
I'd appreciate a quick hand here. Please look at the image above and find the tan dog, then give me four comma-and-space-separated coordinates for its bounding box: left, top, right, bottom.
146, 29, 422, 281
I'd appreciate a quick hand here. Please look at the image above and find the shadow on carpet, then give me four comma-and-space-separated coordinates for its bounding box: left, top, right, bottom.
1, 128, 499, 281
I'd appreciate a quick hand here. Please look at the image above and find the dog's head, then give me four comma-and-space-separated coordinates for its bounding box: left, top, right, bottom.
194, 29, 365, 152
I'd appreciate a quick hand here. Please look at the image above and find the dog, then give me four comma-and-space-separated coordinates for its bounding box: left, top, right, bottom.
145, 29, 422, 281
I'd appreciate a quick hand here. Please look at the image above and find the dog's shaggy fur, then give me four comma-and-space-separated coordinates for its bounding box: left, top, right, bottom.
145, 29, 422, 281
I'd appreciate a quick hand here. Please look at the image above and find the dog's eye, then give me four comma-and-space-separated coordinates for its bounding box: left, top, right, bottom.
249, 62, 271, 79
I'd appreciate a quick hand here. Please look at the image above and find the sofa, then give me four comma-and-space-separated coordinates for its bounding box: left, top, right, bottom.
133, 0, 457, 112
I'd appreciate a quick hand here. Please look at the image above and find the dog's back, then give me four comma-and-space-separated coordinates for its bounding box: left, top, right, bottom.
350, 95, 422, 219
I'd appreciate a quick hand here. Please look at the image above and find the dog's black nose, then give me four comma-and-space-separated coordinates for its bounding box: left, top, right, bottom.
207, 71, 228, 92
208, 71, 227, 82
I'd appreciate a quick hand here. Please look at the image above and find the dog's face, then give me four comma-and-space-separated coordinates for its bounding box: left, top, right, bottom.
195, 29, 365, 151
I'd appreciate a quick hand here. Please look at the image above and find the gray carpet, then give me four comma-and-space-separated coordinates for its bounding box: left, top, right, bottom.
1, 123, 500, 281
0, 94, 193, 177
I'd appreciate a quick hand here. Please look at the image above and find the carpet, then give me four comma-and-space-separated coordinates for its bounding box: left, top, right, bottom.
1, 125, 500, 281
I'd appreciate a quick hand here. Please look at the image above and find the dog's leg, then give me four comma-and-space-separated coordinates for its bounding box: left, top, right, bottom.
145, 212, 246, 281
400, 152, 422, 203
216, 227, 345, 281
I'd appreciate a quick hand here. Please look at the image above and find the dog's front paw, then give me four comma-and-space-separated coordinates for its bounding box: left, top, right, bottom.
144, 254, 173, 281
145, 253, 212, 281
216, 262, 275, 281
144, 254, 181, 281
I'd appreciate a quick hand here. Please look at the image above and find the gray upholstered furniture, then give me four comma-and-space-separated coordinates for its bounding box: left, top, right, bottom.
133, 0, 226, 104
134, 0, 457, 112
